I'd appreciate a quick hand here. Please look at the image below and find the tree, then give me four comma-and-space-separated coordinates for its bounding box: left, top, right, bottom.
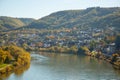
89, 40, 97, 51
115, 35, 120, 53
0, 45, 30, 66
77, 47, 85, 55
70, 45, 78, 53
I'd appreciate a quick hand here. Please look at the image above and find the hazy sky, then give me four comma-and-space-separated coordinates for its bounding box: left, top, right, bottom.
0, 0, 120, 19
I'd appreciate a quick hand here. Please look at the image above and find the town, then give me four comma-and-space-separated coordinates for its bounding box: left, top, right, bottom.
0, 26, 119, 56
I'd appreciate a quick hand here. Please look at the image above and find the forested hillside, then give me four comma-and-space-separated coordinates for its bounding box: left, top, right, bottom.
1, 7, 120, 31
26, 7, 120, 29
19, 18, 35, 25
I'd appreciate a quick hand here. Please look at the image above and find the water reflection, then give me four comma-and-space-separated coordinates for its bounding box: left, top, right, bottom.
14, 64, 30, 75
0, 64, 30, 80
0, 72, 12, 79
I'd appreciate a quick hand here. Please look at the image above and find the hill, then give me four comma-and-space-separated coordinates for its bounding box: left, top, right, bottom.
1, 7, 120, 31
19, 18, 35, 25
26, 7, 120, 29
0, 16, 35, 31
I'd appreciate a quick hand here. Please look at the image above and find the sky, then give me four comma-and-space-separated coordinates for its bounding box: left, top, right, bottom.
0, 0, 120, 19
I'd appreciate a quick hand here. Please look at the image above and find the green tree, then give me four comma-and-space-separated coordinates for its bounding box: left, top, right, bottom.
115, 35, 120, 53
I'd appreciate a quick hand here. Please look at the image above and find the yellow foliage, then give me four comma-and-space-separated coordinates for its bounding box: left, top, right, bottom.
81, 46, 90, 52
112, 53, 119, 57
0, 45, 31, 66
106, 36, 116, 42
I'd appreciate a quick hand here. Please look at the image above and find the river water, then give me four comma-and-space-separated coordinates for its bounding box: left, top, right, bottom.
1, 52, 120, 80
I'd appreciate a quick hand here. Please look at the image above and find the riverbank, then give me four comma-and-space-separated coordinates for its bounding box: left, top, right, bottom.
35, 46, 120, 70
82, 48, 120, 70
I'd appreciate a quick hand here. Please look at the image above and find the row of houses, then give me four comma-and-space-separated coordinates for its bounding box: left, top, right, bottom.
0, 27, 118, 55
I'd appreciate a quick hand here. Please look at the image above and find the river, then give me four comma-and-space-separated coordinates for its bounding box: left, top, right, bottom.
1, 52, 120, 80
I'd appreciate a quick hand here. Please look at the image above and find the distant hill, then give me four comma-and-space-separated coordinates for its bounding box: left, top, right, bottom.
19, 18, 35, 25
0, 16, 35, 31
26, 7, 120, 29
